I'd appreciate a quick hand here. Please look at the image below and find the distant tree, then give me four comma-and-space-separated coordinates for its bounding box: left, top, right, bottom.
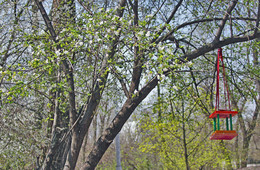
227, 39, 260, 168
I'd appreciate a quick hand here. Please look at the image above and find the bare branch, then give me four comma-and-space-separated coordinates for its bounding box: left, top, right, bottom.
34, 0, 57, 40
166, 0, 184, 24
214, 0, 238, 42
160, 17, 257, 43
77, 0, 93, 15
153, 0, 184, 43
111, 66, 130, 99
1, 0, 30, 67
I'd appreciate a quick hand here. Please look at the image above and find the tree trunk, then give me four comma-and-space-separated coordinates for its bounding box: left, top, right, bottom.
235, 121, 240, 169
182, 118, 190, 170
93, 114, 97, 142
240, 39, 260, 168
82, 131, 89, 162
220, 141, 233, 170
241, 137, 250, 168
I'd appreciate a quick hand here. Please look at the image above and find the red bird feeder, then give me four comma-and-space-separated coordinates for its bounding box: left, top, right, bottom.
209, 48, 238, 140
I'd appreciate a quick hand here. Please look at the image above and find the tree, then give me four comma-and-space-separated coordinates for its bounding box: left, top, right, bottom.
1, 0, 260, 169
138, 69, 232, 170
227, 39, 260, 168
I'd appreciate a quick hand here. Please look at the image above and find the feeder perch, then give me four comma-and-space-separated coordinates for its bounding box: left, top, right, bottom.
209, 48, 238, 140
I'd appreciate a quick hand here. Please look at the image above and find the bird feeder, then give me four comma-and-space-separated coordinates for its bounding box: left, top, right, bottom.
209, 48, 238, 140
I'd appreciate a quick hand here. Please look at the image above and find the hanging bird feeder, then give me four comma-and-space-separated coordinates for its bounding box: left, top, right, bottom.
209, 48, 238, 140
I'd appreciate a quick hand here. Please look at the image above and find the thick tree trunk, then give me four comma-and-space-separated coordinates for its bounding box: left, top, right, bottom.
82, 131, 89, 162
41, 66, 70, 169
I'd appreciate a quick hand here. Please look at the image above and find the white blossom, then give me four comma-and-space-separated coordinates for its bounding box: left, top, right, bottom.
115, 30, 120, 36
145, 62, 149, 69
187, 61, 193, 66
112, 16, 118, 21
78, 42, 83, 46
161, 74, 165, 80
55, 49, 61, 56
170, 64, 175, 67
146, 31, 150, 37
61, 28, 66, 33
163, 68, 168, 72
158, 46, 165, 51
111, 26, 116, 30
138, 31, 144, 36
172, 86, 178, 90
137, 31, 144, 40
128, 20, 132, 26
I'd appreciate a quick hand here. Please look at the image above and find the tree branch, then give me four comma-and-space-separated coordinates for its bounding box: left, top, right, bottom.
34, 0, 57, 40
111, 66, 130, 99
182, 32, 260, 62
214, 0, 238, 42
153, 0, 184, 43
129, 0, 143, 94
76, 0, 93, 15
160, 17, 257, 43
